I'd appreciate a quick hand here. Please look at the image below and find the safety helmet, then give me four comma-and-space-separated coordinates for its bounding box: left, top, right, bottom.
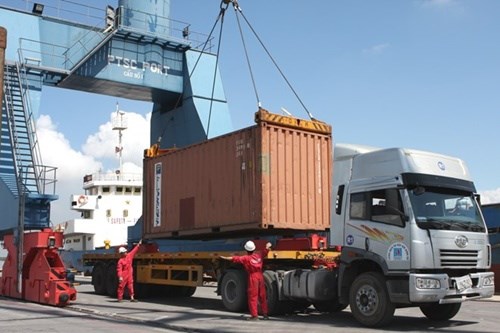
244, 240, 256, 252
118, 247, 127, 254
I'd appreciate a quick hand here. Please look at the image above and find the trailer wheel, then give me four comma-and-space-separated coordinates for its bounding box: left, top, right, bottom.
420, 303, 461, 321
133, 283, 151, 298
180, 286, 197, 297
313, 300, 348, 313
349, 272, 394, 327
165, 286, 197, 297
220, 270, 247, 312
263, 270, 294, 315
92, 263, 107, 295
105, 263, 118, 297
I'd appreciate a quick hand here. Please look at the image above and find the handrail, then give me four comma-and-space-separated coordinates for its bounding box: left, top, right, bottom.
62, 18, 112, 69
14, 59, 43, 193
83, 172, 143, 184
63, 28, 116, 72
116, 5, 214, 52
18, 38, 69, 71
15, 0, 105, 27
2, 64, 22, 196
13, 55, 58, 196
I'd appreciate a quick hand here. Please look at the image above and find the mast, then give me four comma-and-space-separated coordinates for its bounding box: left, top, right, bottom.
112, 103, 128, 178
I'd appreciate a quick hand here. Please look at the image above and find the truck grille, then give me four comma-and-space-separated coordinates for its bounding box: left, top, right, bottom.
439, 249, 478, 267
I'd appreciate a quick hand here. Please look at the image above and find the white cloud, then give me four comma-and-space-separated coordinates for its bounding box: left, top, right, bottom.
420, 0, 455, 8
82, 111, 151, 168
418, 0, 464, 15
363, 43, 390, 55
36, 112, 150, 224
479, 188, 500, 205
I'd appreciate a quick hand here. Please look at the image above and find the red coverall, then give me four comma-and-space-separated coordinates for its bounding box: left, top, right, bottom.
116, 243, 141, 300
232, 248, 269, 317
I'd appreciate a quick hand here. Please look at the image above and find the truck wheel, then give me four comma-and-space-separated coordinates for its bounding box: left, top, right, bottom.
167, 286, 197, 297
313, 300, 348, 313
349, 272, 395, 327
105, 263, 118, 297
292, 300, 311, 312
263, 270, 294, 315
180, 286, 197, 297
134, 283, 151, 298
220, 270, 247, 312
92, 263, 107, 295
420, 303, 461, 321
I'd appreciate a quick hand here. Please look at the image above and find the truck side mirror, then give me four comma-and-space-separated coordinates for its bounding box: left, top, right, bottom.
336, 185, 345, 215
475, 193, 481, 206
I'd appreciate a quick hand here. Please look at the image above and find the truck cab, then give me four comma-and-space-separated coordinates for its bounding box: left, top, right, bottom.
332, 143, 495, 326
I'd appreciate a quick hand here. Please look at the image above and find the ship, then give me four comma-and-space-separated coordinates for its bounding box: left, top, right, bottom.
55, 106, 143, 273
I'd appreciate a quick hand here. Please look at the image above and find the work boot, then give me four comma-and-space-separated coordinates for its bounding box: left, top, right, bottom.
130, 298, 138, 302
262, 315, 270, 320
117, 299, 122, 302
246, 316, 259, 321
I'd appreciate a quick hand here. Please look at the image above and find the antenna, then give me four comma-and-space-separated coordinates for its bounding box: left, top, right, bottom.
112, 102, 128, 177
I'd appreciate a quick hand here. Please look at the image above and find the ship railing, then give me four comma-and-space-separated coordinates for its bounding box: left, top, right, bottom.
83, 172, 142, 184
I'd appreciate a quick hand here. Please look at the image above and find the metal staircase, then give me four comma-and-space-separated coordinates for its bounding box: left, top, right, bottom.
1, 12, 118, 233
1, 62, 57, 230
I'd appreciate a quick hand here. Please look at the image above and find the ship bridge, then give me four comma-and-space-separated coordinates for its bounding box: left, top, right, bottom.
0, 0, 233, 233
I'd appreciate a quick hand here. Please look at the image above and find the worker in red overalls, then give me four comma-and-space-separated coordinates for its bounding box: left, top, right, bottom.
220, 240, 272, 320
116, 239, 142, 302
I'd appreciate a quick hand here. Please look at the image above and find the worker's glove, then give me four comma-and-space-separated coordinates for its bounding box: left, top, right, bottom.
266, 242, 272, 250
118, 277, 123, 282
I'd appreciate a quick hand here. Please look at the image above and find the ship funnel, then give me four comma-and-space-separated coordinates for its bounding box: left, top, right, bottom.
118, 0, 170, 35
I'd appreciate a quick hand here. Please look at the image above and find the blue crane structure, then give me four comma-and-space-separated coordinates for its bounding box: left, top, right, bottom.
0, 0, 233, 234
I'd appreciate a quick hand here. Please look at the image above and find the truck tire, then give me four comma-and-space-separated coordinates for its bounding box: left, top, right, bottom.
105, 263, 118, 297
220, 270, 247, 312
313, 300, 348, 313
92, 263, 107, 295
349, 272, 395, 327
134, 282, 151, 298
167, 286, 197, 297
263, 270, 294, 315
420, 303, 461, 321
180, 286, 197, 297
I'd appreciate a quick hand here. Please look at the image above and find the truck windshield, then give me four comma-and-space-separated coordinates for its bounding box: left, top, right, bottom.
409, 187, 486, 232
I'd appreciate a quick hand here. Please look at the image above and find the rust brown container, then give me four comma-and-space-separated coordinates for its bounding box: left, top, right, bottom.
143, 110, 332, 239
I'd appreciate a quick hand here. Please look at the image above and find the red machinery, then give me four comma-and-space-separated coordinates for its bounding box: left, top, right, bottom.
0, 228, 77, 306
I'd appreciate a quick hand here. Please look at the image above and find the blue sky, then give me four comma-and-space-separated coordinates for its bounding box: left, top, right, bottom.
3, 0, 500, 222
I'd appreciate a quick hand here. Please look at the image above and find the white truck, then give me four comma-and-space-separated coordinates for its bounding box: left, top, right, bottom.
322, 143, 494, 326
231, 142, 494, 327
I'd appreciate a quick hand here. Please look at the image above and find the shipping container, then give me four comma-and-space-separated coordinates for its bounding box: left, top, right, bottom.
143, 110, 332, 239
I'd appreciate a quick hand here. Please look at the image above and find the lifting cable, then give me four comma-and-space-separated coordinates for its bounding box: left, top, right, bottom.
155, 0, 315, 148
155, 1, 230, 145
205, 1, 230, 140
231, 1, 316, 121
231, 1, 261, 109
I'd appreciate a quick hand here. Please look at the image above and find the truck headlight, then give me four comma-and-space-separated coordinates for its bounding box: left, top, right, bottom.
483, 275, 495, 286
416, 277, 441, 289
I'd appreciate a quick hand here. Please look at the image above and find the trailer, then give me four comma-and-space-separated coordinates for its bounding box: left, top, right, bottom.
84, 235, 340, 314
84, 109, 340, 314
